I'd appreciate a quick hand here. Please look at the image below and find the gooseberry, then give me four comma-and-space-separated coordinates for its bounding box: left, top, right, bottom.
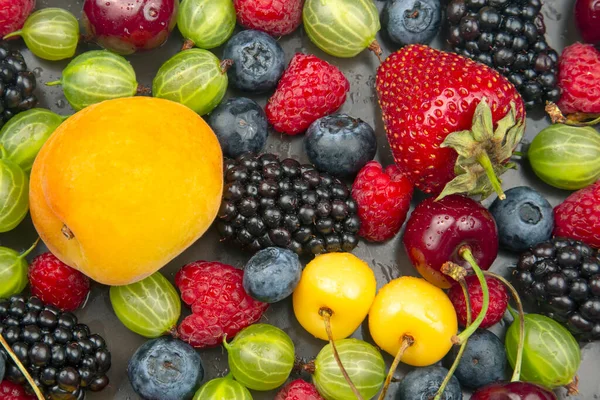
193, 375, 253, 400
0, 239, 39, 298
0, 155, 28, 232
178, 0, 236, 50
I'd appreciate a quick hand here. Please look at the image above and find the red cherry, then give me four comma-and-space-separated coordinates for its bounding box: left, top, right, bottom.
82, 0, 178, 55
575, 0, 600, 45
471, 382, 557, 400
402, 194, 498, 288
0, 0, 35, 37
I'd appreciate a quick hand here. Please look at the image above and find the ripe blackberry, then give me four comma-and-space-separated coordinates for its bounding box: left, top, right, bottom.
218, 152, 360, 256
512, 237, 600, 341
0, 42, 37, 128
446, 0, 560, 109
0, 295, 110, 399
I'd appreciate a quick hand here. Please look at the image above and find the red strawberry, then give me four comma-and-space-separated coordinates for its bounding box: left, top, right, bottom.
175, 261, 269, 348
234, 0, 304, 37
376, 45, 526, 200
0, 0, 35, 38
351, 161, 413, 242
28, 252, 90, 311
554, 181, 600, 248
557, 42, 600, 114
275, 379, 324, 400
266, 53, 350, 135
0, 380, 36, 400
448, 275, 509, 329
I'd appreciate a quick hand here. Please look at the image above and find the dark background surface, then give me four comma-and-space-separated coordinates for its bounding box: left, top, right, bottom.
2, 0, 599, 398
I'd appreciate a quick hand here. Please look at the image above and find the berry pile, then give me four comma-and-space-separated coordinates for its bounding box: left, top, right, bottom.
513, 238, 600, 341
446, 0, 560, 108
0, 43, 37, 128
217, 153, 361, 256
0, 295, 110, 399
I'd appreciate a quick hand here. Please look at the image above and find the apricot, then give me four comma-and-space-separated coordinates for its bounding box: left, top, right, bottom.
29, 97, 223, 285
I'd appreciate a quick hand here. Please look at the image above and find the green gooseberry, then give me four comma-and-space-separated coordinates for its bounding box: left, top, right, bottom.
223, 323, 295, 391
0, 108, 66, 172
0, 238, 39, 299
110, 271, 181, 338
152, 49, 229, 116
178, 0, 236, 50
313, 338, 385, 400
303, 0, 381, 58
0, 154, 29, 233
193, 375, 253, 400
4, 8, 79, 61
528, 124, 600, 190
46, 50, 141, 111
505, 312, 581, 389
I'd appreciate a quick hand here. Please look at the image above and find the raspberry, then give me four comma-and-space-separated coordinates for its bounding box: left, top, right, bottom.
351, 161, 413, 242
175, 261, 269, 348
557, 42, 600, 114
28, 253, 90, 311
275, 379, 324, 400
554, 181, 600, 249
266, 53, 350, 135
0, 380, 36, 400
448, 275, 509, 329
234, 0, 304, 37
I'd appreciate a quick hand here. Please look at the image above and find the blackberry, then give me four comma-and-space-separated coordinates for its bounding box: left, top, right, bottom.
217, 153, 360, 256
445, 0, 560, 108
512, 238, 600, 341
0, 42, 37, 128
0, 295, 110, 399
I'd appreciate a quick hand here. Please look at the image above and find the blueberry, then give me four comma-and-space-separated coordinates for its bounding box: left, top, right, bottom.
223, 30, 285, 93
395, 366, 461, 399
304, 114, 376, 177
489, 186, 553, 252
243, 247, 302, 303
381, 0, 441, 46
443, 329, 506, 389
127, 337, 204, 400
208, 97, 268, 158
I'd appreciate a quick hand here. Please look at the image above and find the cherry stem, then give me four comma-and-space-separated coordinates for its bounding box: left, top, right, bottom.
0, 334, 45, 399
368, 40, 383, 63
483, 271, 525, 383
2, 31, 22, 40
476, 151, 505, 200
181, 39, 195, 51
454, 247, 490, 344
19, 237, 40, 259
377, 335, 414, 400
434, 278, 472, 400
319, 307, 365, 400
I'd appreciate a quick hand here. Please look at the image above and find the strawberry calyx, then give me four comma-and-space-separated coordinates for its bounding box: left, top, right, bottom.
437, 98, 525, 201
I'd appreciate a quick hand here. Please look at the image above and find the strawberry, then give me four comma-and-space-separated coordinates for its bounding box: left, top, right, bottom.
175, 261, 269, 348
448, 275, 509, 329
234, 0, 304, 37
376, 45, 526, 200
266, 53, 350, 136
554, 181, 600, 249
275, 379, 324, 400
557, 42, 600, 114
351, 161, 413, 242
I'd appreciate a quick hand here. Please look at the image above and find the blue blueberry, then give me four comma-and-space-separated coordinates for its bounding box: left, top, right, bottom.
223, 30, 285, 93
489, 186, 553, 252
243, 247, 302, 303
443, 329, 507, 390
128, 337, 204, 400
304, 114, 377, 177
396, 366, 462, 400
208, 97, 268, 158
381, 0, 442, 46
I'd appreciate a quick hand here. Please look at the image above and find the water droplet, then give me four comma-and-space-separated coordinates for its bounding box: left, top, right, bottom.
33, 67, 43, 77
56, 99, 65, 108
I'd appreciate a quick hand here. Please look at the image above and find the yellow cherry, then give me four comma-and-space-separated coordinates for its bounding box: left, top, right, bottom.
368, 276, 458, 367
292, 253, 376, 341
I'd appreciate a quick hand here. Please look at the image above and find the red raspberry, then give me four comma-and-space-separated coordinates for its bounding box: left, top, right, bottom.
266, 53, 350, 135
448, 275, 508, 329
28, 252, 90, 311
554, 181, 600, 248
557, 42, 600, 114
234, 0, 304, 37
351, 161, 413, 242
175, 261, 269, 348
0, 380, 36, 400
275, 379, 324, 400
